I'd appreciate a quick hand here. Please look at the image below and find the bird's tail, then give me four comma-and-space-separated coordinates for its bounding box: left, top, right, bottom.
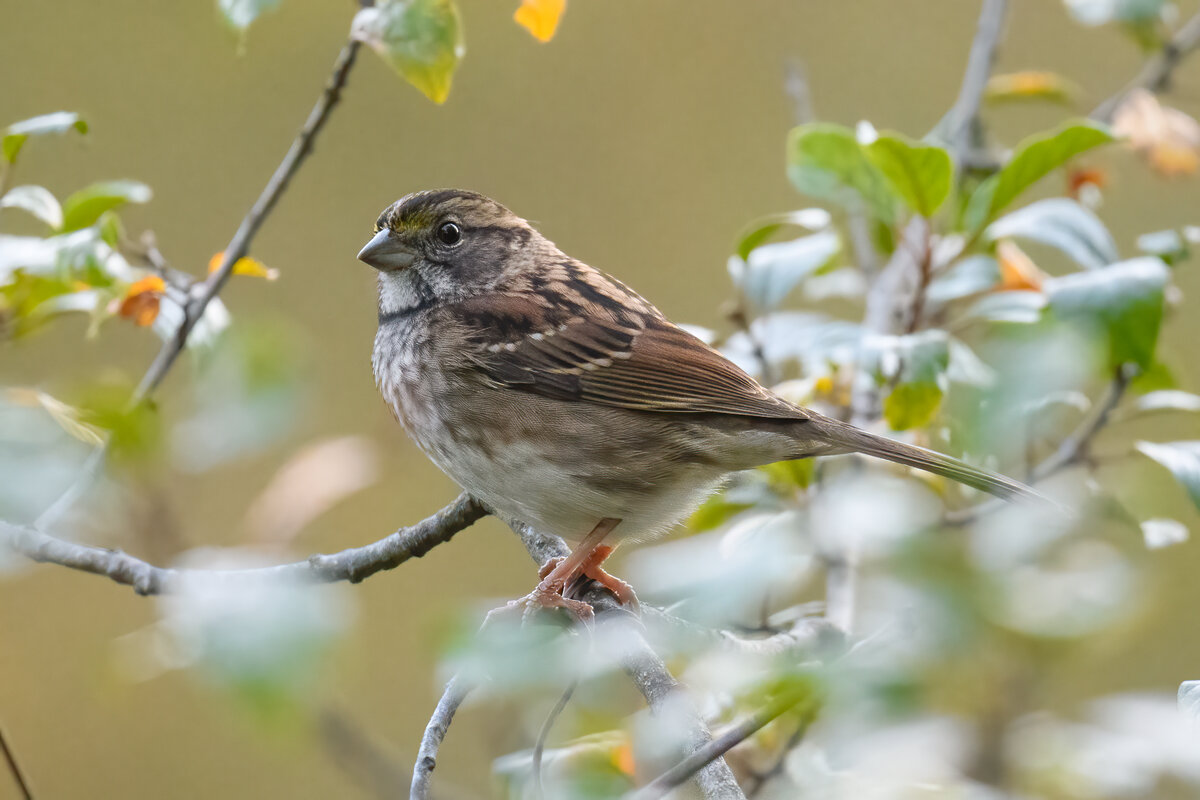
801, 414, 1043, 503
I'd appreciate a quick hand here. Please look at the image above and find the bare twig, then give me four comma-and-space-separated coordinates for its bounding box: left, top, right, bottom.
532, 680, 578, 799
944, 366, 1132, 526
627, 683, 817, 800
944, 0, 1009, 170
411, 675, 473, 800
2, 494, 487, 594
0, 724, 33, 800
133, 35, 364, 403
1092, 10, 1200, 123
33, 31, 367, 532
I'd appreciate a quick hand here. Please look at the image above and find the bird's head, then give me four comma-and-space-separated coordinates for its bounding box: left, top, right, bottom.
359, 189, 543, 314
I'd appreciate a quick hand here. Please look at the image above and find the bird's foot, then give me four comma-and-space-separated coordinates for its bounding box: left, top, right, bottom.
537, 547, 639, 610
507, 575, 595, 624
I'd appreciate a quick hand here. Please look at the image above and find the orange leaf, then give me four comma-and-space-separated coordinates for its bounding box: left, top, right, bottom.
611, 741, 636, 777
209, 251, 279, 280
1113, 89, 1200, 177
118, 275, 165, 326
995, 240, 1045, 292
1066, 166, 1108, 199
514, 0, 566, 42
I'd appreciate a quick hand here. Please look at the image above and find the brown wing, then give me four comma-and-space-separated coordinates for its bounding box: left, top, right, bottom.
452, 291, 807, 421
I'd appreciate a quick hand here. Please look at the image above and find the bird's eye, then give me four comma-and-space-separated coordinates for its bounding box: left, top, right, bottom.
436, 221, 462, 246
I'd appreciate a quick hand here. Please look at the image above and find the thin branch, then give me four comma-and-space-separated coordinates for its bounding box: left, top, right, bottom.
1092, 10, 1200, 123
0, 724, 33, 800
532, 680, 578, 799
627, 684, 816, 800
33, 31, 368, 531
411, 675, 472, 800
2, 493, 488, 595
133, 34, 364, 403
944, 0, 1009, 170
944, 366, 1131, 526
641, 607, 844, 660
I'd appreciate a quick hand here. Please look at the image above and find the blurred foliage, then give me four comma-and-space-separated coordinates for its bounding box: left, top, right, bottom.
4, 1, 1200, 798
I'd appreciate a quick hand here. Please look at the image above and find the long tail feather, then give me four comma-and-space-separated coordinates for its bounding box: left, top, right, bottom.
805, 416, 1043, 503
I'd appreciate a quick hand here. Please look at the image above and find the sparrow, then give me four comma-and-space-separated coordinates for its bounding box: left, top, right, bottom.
359, 189, 1039, 619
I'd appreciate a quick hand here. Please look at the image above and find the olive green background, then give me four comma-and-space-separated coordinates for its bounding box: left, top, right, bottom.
2, 0, 1200, 796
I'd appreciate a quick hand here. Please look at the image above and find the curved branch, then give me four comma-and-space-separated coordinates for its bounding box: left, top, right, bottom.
1, 493, 488, 595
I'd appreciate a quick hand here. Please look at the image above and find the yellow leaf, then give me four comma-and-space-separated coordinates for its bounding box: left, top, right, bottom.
610, 740, 636, 777
995, 240, 1045, 292
514, 0, 565, 42
985, 71, 1077, 105
118, 275, 165, 326
209, 251, 279, 280
4, 388, 106, 446
1113, 89, 1200, 177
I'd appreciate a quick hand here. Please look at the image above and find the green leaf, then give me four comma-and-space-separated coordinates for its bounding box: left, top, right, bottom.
3, 112, 88, 163
1064, 0, 1168, 26
1137, 227, 1198, 266
988, 198, 1118, 269
734, 208, 831, 261
1136, 441, 1200, 511
59, 180, 152, 233
965, 120, 1114, 230
870, 331, 951, 431
0, 185, 63, 229
217, 0, 283, 31
352, 0, 464, 104
786, 123, 897, 223
1046, 257, 1168, 369
864, 133, 952, 217
733, 229, 840, 309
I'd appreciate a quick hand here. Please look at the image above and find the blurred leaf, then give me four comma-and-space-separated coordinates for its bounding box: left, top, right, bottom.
60, 180, 152, 233
1063, 0, 1168, 26
688, 493, 755, 532
1046, 257, 1168, 369
864, 133, 952, 217
988, 198, 1118, 269
985, 71, 1078, 105
117, 275, 165, 327
759, 458, 815, 492
2, 112, 87, 163
352, 0, 464, 104
171, 321, 302, 471
1135, 390, 1200, 414
995, 240, 1047, 291
872, 331, 950, 431
1142, 518, 1188, 549
0, 185, 63, 229
965, 121, 1114, 230
786, 123, 897, 222
3, 387, 104, 446
217, 0, 283, 31
1137, 228, 1192, 265
1179, 681, 1200, 725
209, 250, 279, 280
1131, 359, 1177, 393
963, 288, 1046, 324
1136, 441, 1200, 511
1113, 89, 1200, 177
513, 0, 565, 42
927, 255, 1001, 305
244, 436, 378, 545
734, 208, 831, 261
494, 731, 633, 799
75, 380, 161, 462
734, 229, 840, 309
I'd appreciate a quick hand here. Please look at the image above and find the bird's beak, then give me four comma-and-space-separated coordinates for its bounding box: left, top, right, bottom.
357, 229, 416, 271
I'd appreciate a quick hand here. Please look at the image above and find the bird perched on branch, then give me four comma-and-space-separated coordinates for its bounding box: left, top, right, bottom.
360, 189, 1040, 619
